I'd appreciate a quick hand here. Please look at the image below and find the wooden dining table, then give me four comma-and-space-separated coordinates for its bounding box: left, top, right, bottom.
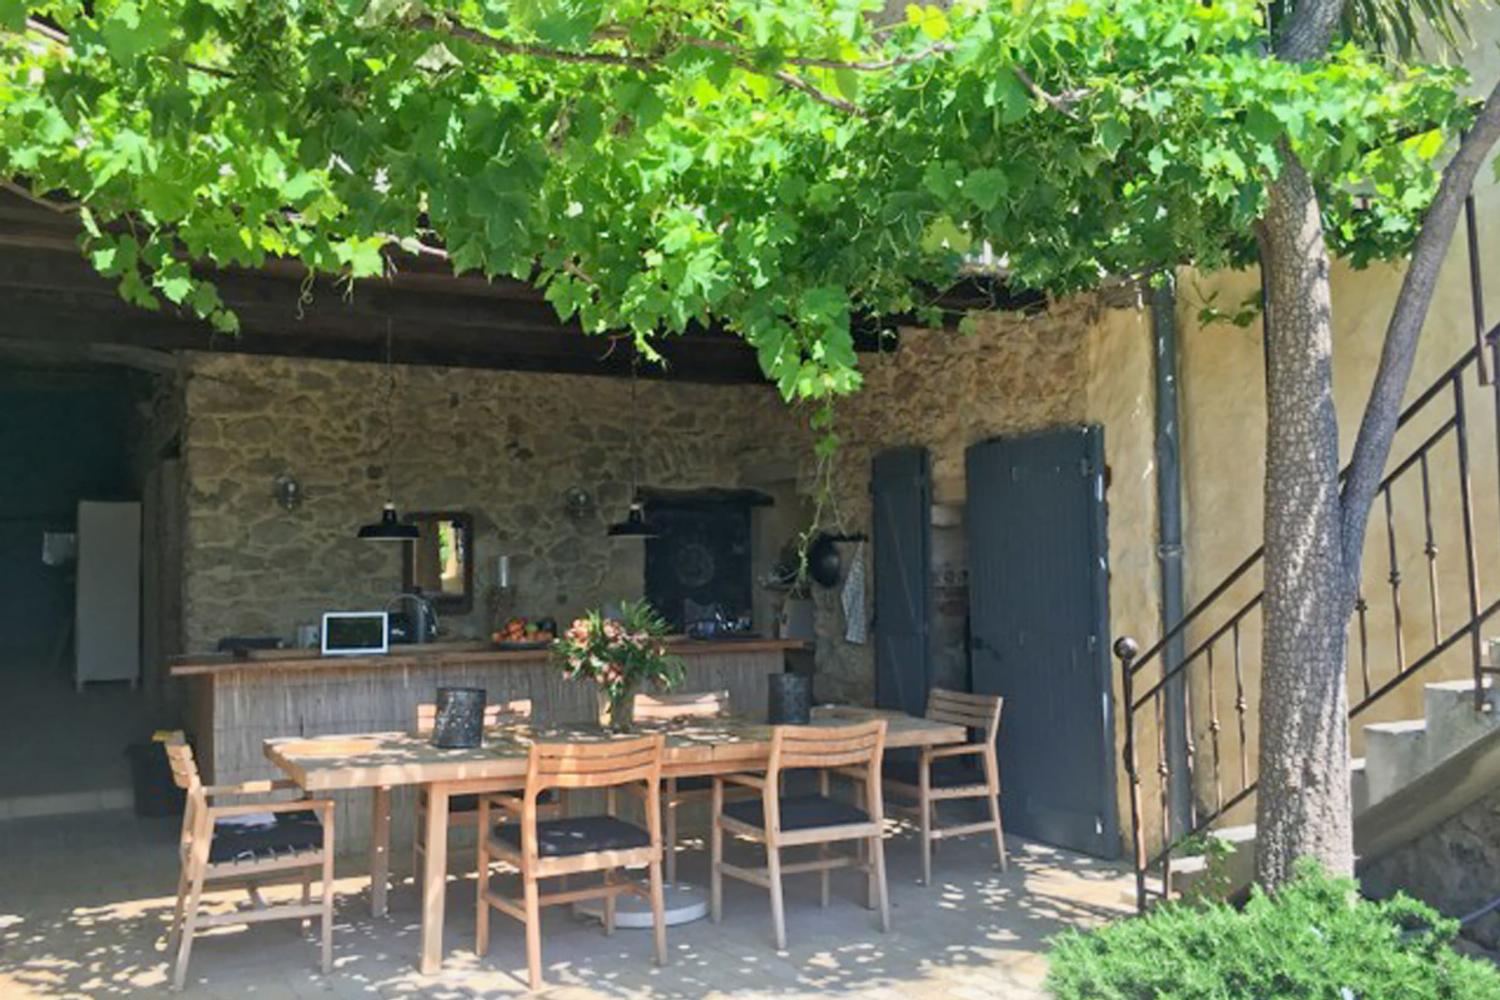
263, 706, 967, 973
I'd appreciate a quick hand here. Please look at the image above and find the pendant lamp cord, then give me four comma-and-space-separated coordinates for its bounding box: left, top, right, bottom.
381, 319, 398, 502
628, 352, 641, 501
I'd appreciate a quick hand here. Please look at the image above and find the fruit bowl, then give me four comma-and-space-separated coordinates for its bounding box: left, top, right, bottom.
491, 616, 556, 648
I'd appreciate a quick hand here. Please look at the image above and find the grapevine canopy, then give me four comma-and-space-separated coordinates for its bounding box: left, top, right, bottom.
0, 0, 1473, 418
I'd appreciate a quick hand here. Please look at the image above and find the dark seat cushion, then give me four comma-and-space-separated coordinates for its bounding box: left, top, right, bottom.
670, 775, 714, 793
493, 816, 650, 857
210, 809, 323, 863
450, 788, 556, 813
722, 794, 870, 831
884, 758, 989, 790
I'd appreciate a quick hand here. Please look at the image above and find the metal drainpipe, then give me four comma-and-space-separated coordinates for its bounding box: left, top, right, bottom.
1152, 273, 1192, 836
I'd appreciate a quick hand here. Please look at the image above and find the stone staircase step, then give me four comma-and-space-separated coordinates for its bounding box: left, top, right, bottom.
1363, 718, 1428, 808
1167, 824, 1256, 899
1350, 757, 1369, 815
1422, 679, 1499, 762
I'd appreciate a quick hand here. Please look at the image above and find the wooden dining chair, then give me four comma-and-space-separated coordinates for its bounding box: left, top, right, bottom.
882, 689, 1007, 885
710, 719, 890, 951
160, 732, 336, 991
632, 689, 742, 882
412, 697, 538, 882
476, 732, 668, 990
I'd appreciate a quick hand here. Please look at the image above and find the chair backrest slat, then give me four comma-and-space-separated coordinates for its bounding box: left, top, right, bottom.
415, 697, 533, 735
526, 733, 664, 793
925, 689, 1003, 740
768, 720, 886, 775
632, 689, 731, 721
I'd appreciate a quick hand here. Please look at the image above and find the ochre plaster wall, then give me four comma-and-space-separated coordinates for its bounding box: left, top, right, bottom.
1133, 12, 1500, 843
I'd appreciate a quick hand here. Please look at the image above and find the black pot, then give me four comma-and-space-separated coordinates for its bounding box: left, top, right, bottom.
807, 534, 842, 588
431, 686, 487, 748
768, 672, 813, 725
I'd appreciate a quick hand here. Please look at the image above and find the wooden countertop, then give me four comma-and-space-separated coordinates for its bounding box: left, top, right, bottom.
168, 637, 811, 677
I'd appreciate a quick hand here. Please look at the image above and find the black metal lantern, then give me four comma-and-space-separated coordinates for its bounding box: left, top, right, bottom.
768, 672, 813, 725
430, 686, 487, 749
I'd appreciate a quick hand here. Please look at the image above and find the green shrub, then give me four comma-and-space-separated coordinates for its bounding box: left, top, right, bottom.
1047, 861, 1500, 1000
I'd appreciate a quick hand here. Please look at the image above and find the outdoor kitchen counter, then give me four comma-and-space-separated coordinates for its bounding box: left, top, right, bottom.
172, 637, 809, 853
167, 636, 808, 676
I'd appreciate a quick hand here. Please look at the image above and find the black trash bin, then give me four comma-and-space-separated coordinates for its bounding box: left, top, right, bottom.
126, 741, 186, 818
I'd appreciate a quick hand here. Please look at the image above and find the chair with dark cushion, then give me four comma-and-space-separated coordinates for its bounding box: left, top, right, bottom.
161, 732, 335, 991
883, 688, 1006, 885
476, 732, 668, 990
711, 719, 890, 951
492, 815, 652, 856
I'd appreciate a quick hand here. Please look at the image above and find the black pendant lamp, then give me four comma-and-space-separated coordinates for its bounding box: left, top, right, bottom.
358, 323, 421, 543
606, 358, 659, 539
607, 499, 657, 538
358, 501, 420, 541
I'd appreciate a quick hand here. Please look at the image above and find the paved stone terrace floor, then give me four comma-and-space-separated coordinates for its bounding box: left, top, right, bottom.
0, 810, 1132, 999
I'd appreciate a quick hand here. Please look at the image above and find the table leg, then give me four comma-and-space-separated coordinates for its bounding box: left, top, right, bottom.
419, 782, 450, 975
370, 785, 391, 918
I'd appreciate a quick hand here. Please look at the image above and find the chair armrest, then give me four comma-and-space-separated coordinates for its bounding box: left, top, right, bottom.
204, 778, 303, 798
714, 772, 766, 790
929, 743, 988, 761
208, 797, 333, 820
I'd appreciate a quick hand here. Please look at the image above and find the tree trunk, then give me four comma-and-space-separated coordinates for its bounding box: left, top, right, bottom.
1252, 148, 1355, 887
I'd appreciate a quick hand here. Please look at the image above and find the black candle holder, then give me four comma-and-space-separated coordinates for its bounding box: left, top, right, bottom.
431, 686, 487, 748
768, 672, 812, 725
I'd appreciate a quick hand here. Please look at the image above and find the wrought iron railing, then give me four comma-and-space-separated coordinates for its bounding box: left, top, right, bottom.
1114, 322, 1500, 912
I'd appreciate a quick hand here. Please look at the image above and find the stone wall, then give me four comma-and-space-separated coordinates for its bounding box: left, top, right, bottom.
1362, 786, 1500, 949
178, 353, 809, 652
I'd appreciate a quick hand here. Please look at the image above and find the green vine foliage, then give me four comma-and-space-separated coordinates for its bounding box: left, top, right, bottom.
0, 1, 1475, 425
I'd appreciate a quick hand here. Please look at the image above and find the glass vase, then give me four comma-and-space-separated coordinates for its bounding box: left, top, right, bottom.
605, 687, 636, 733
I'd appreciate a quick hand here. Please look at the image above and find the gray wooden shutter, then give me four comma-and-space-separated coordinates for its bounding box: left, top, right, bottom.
872, 447, 932, 717
966, 426, 1118, 858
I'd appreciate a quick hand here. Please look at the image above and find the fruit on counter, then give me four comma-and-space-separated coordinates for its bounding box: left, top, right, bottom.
491, 616, 556, 644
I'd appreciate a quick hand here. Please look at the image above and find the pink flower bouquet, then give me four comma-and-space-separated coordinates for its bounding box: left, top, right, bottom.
550, 600, 684, 731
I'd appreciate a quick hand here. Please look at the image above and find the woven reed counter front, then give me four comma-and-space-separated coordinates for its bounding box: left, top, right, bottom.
169, 638, 807, 853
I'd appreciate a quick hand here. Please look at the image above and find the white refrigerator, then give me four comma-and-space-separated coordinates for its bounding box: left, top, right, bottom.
75, 500, 141, 690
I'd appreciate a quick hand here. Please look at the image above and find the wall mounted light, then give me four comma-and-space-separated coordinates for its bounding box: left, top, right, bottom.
563, 486, 594, 520
273, 473, 303, 511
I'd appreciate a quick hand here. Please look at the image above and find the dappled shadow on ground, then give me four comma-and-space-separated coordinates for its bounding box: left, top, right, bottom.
0, 810, 1131, 998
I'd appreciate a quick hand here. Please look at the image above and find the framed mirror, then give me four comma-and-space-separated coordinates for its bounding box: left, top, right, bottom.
401, 511, 475, 613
